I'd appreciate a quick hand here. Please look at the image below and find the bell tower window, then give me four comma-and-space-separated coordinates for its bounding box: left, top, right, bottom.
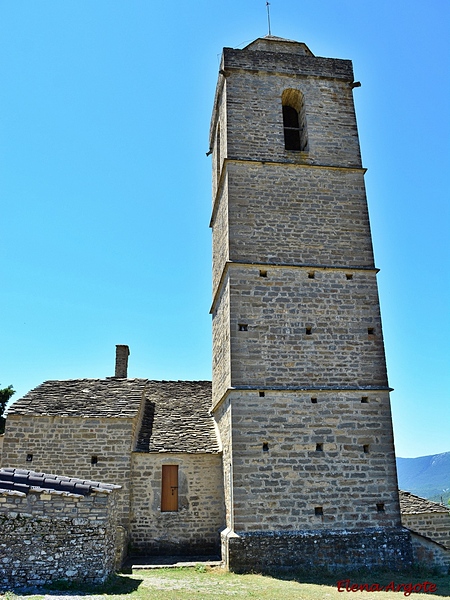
282, 89, 308, 152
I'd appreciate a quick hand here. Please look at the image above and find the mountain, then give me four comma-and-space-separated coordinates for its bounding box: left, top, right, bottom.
396, 451, 450, 505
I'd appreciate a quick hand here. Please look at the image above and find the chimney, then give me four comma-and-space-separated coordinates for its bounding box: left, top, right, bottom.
115, 345, 130, 378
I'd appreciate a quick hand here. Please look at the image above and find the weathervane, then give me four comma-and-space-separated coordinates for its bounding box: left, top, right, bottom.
266, 2, 272, 36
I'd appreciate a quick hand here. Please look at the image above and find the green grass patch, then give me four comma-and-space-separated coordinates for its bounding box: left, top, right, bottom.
1, 565, 448, 599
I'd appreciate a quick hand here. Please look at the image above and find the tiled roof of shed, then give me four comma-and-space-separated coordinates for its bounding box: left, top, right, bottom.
399, 490, 450, 514
7, 378, 148, 418
0, 468, 120, 496
136, 380, 218, 453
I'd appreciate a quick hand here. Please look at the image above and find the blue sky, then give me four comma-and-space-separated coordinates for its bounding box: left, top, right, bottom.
1, 1, 449, 458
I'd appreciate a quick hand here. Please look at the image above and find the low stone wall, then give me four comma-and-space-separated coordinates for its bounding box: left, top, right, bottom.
222, 527, 413, 573
0, 485, 120, 590
409, 531, 450, 574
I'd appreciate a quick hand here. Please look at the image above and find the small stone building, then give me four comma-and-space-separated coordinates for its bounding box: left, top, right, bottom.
0, 351, 225, 560
399, 490, 450, 549
0, 468, 121, 589
399, 490, 450, 572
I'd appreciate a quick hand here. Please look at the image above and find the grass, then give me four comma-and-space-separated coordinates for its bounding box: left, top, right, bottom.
1, 565, 449, 599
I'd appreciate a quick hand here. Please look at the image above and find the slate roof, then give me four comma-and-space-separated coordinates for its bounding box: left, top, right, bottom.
7, 378, 219, 454
399, 490, 450, 514
0, 468, 120, 496
135, 380, 219, 453
7, 378, 149, 418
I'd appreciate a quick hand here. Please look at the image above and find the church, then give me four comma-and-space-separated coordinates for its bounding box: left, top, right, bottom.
1, 36, 449, 584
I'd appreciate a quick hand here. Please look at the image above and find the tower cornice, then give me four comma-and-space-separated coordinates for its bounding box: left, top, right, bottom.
222, 47, 354, 82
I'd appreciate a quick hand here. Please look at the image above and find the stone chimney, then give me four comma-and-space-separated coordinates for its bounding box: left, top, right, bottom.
115, 345, 130, 378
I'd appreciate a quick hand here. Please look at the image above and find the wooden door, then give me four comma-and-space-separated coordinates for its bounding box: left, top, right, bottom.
161, 465, 178, 512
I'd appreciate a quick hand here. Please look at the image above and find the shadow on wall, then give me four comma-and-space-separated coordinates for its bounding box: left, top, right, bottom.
16, 573, 144, 596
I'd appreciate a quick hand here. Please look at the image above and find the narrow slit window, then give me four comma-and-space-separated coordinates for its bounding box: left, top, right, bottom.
315, 506, 323, 516
361, 396, 369, 404
346, 273, 353, 280
259, 270, 267, 278
316, 443, 323, 452
368, 327, 375, 336
161, 465, 179, 512
308, 271, 315, 279
305, 327, 312, 335
376, 503, 385, 513
259, 391, 265, 397
26, 453, 33, 462
91, 455, 98, 465
238, 324, 248, 331
262, 442, 269, 452
363, 444, 370, 454
311, 397, 318, 404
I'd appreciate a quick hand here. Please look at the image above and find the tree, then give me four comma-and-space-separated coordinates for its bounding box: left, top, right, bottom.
0, 384, 15, 434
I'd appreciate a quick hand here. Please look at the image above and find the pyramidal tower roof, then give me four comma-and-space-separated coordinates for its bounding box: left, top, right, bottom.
242, 35, 314, 56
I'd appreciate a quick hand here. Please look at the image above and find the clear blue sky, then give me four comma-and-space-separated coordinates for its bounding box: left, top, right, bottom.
1, 1, 449, 459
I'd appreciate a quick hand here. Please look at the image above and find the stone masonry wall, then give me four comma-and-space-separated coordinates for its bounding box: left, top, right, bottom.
223, 527, 413, 573
214, 398, 233, 528
409, 531, 450, 574
225, 162, 374, 268
229, 265, 388, 389
402, 512, 450, 550
222, 54, 360, 169
0, 487, 119, 589
211, 82, 227, 199
130, 452, 225, 555
228, 389, 400, 532
212, 275, 231, 407
1, 415, 135, 529
211, 173, 229, 294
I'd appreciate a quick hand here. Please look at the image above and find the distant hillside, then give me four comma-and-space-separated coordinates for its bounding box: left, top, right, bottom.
396, 451, 450, 505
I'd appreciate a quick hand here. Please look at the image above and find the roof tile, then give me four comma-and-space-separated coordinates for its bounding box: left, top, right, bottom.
0, 468, 121, 497
7, 378, 220, 454
8, 378, 148, 418
399, 490, 450, 514
136, 380, 219, 453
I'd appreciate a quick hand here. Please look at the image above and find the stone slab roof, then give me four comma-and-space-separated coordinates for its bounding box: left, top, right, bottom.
0, 467, 120, 496
7, 378, 149, 418
136, 380, 218, 453
399, 490, 450, 514
7, 378, 219, 454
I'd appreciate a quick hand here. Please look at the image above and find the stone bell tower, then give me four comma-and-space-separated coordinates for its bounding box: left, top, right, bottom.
209, 36, 412, 571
